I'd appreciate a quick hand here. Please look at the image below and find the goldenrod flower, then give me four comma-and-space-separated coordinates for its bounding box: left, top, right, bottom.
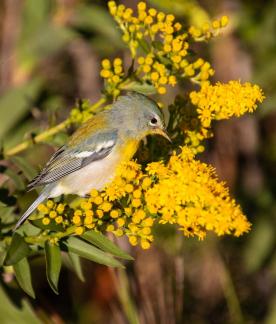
190, 81, 265, 127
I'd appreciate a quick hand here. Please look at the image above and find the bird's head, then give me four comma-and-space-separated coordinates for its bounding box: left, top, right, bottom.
112, 92, 171, 142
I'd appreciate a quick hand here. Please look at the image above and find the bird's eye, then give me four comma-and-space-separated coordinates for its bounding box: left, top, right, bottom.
150, 117, 158, 125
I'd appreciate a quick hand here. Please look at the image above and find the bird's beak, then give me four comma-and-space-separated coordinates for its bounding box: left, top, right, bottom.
157, 128, 172, 143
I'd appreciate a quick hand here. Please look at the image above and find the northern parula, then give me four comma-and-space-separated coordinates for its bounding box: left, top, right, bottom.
15, 92, 170, 229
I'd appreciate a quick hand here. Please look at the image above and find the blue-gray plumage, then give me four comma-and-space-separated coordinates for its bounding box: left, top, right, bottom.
15, 92, 170, 230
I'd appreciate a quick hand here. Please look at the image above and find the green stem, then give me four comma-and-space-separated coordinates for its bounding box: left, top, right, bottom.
113, 268, 140, 324
5, 97, 106, 157
220, 258, 245, 324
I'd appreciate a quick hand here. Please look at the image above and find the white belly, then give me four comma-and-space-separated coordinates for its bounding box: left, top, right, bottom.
49, 150, 121, 197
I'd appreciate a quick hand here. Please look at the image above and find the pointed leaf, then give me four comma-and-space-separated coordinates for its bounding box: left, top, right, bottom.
13, 258, 35, 298
0, 243, 6, 267
82, 231, 133, 260
11, 156, 37, 181
73, 4, 122, 45
64, 237, 123, 268
4, 169, 25, 191
68, 252, 85, 282
0, 78, 42, 140
45, 241, 62, 294
0, 285, 40, 324
5, 233, 30, 266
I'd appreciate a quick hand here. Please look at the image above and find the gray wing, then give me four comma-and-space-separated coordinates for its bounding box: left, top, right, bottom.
27, 130, 118, 189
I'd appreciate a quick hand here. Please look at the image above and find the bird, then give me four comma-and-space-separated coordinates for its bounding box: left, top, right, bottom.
14, 92, 171, 230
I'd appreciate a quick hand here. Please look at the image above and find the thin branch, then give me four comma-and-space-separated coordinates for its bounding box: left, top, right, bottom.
5, 97, 106, 157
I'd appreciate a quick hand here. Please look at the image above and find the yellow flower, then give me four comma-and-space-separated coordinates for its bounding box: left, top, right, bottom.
85, 210, 93, 217
80, 201, 92, 210
100, 69, 111, 78
110, 210, 120, 218
132, 199, 141, 208
42, 217, 50, 225
144, 16, 153, 25
100, 202, 112, 212
49, 211, 57, 219
141, 227, 151, 235
137, 56, 145, 65
90, 189, 99, 197
129, 236, 138, 246
157, 86, 166, 94
37, 204, 48, 214
220, 16, 229, 27
102, 59, 111, 69
125, 184, 134, 193
73, 215, 81, 225
133, 189, 142, 198
94, 196, 103, 205
115, 229, 124, 237
114, 58, 122, 66
55, 216, 63, 224
107, 224, 115, 232
142, 177, 152, 189
75, 227, 84, 235
137, 2, 146, 11
56, 203, 65, 214
148, 8, 157, 17
117, 218, 125, 227
141, 239, 151, 249
96, 209, 104, 218
164, 44, 171, 52
74, 210, 82, 217
46, 200, 54, 209
84, 216, 93, 225
212, 19, 220, 29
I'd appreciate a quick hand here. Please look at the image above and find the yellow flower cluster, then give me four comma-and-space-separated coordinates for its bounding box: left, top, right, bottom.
190, 81, 265, 128
36, 147, 250, 248
137, 55, 177, 94
100, 58, 124, 97
107, 1, 218, 94
169, 81, 264, 153
189, 15, 229, 41
37, 201, 67, 226
144, 147, 250, 239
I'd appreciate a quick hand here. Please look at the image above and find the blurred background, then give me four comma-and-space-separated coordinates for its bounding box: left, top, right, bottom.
0, 0, 275, 323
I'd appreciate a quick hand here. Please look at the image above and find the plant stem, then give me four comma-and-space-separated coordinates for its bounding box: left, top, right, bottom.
25, 226, 76, 244
5, 97, 106, 157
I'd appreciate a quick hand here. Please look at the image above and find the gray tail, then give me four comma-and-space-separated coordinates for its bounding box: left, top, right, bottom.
14, 187, 51, 231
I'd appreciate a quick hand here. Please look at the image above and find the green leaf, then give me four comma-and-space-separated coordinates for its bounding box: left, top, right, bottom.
121, 81, 156, 95
148, 0, 210, 27
0, 78, 42, 140
10, 156, 37, 181
73, 4, 122, 46
82, 231, 133, 260
243, 218, 274, 272
45, 241, 62, 294
18, 24, 75, 72
64, 237, 123, 268
13, 258, 35, 299
0, 202, 15, 225
68, 252, 85, 282
5, 233, 30, 266
0, 285, 40, 324
0, 242, 7, 267
4, 169, 25, 191
138, 38, 151, 53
